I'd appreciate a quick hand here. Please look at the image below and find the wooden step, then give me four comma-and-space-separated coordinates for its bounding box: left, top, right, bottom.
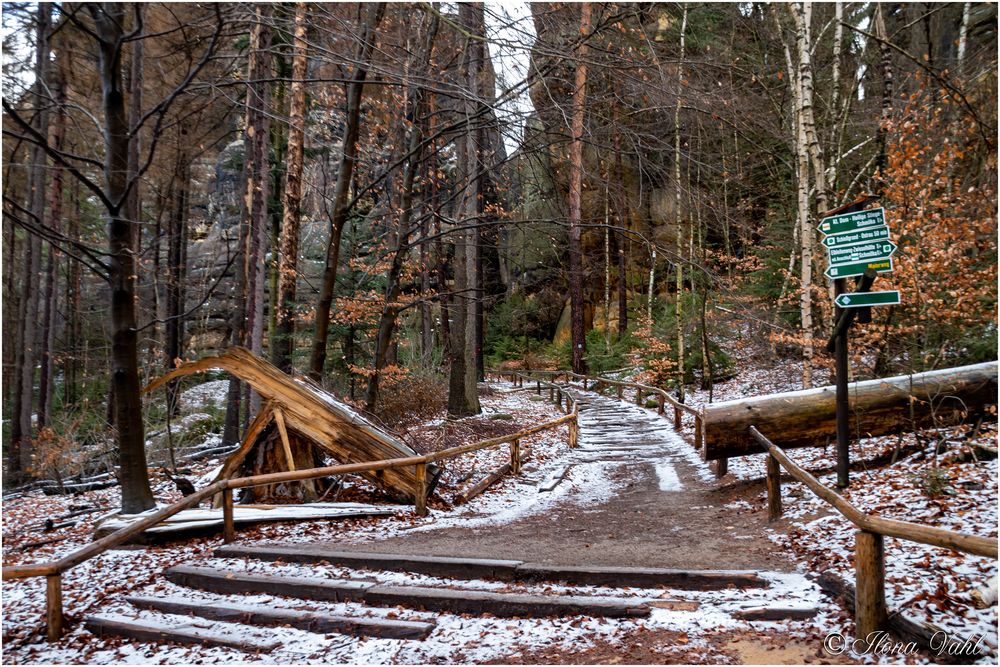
165, 565, 650, 618
214, 546, 768, 590
166, 565, 372, 602
513, 564, 768, 590
362, 585, 649, 618
126, 595, 434, 639
215, 544, 522, 580
84, 614, 281, 652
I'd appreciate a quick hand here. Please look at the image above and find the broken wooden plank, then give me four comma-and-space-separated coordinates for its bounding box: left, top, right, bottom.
84, 614, 281, 652
125, 595, 434, 639
537, 465, 572, 493
455, 446, 532, 505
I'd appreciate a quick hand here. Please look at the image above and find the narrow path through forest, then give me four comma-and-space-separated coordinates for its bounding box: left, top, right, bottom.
315, 385, 792, 572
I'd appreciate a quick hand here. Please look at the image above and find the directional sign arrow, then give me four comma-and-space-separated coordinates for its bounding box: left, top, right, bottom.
818, 207, 886, 236
835, 290, 901, 308
822, 225, 890, 248
827, 240, 898, 266
824, 258, 893, 280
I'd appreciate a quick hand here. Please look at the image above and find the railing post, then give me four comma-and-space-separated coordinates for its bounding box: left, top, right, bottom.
568, 417, 578, 448
657, 394, 665, 415
549, 386, 554, 401
616, 384, 623, 400
536, 380, 541, 394
222, 487, 235, 543
694, 413, 703, 451
582, 376, 588, 391
714, 457, 728, 478
673, 406, 682, 429
635, 387, 642, 405
510, 439, 522, 474
855, 530, 887, 646
766, 453, 782, 522
414, 463, 428, 517
46, 574, 63, 642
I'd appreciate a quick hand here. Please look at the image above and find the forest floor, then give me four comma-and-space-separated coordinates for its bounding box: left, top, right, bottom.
1, 360, 997, 665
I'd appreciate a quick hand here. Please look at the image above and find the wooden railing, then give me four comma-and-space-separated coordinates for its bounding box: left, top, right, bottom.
2, 371, 578, 642
751, 426, 998, 642
495, 369, 703, 451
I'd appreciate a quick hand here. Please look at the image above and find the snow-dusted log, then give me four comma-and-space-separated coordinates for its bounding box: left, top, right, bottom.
703, 362, 997, 460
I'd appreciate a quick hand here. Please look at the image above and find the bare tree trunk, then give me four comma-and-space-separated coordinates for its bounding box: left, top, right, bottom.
567, 2, 591, 375
365, 11, 438, 412
165, 140, 189, 416
272, 2, 309, 374
614, 132, 628, 338
448, 2, 485, 417
792, 26, 814, 389
38, 58, 66, 431
10, 4, 52, 481
674, 5, 688, 400
874, 3, 893, 187
90, 4, 155, 513
309, 3, 386, 380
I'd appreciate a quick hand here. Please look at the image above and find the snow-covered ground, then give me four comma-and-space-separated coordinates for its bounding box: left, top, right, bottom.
3, 370, 997, 664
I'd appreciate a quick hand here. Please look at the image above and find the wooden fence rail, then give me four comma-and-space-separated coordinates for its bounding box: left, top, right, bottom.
750, 426, 997, 643
2, 370, 578, 642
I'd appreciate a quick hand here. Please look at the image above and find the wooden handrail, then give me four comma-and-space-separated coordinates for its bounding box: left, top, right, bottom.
505, 368, 699, 417
750, 426, 997, 558
4, 369, 579, 641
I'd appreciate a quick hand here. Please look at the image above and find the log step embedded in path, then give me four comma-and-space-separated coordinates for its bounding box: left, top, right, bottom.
214, 544, 768, 590
164, 565, 651, 618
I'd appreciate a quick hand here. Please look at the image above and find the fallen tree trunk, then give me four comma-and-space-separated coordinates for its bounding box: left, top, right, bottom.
704, 362, 997, 460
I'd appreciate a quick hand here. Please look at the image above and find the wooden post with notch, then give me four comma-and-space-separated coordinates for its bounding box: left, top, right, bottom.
46, 574, 63, 641
855, 530, 887, 645
414, 463, 428, 517
222, 487, 235, 543
766, 453, 782, 521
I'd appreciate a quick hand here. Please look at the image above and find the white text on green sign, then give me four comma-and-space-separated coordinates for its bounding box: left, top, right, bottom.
822, 225, 890, 249
834, 290, 901, 308
827, 240, 897, 266
818, 207, 885, 236
824, 258, 893, 280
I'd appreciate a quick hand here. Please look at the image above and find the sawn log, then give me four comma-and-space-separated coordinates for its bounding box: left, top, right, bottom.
703, 362, 997, 460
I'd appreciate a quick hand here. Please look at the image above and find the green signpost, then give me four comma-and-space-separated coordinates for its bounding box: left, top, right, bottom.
821, 225, 890, 249
827, 240, 897, 266
833, 290, 901, 309
818, 207, 885, 235
824, 258, 893, 280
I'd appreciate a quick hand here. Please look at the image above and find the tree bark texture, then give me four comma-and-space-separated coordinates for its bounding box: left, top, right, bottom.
309, 3, 386, 380
567, 2, 591, 375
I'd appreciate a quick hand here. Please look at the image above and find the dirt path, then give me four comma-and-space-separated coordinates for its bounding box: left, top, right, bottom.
327, 388, 793, 572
